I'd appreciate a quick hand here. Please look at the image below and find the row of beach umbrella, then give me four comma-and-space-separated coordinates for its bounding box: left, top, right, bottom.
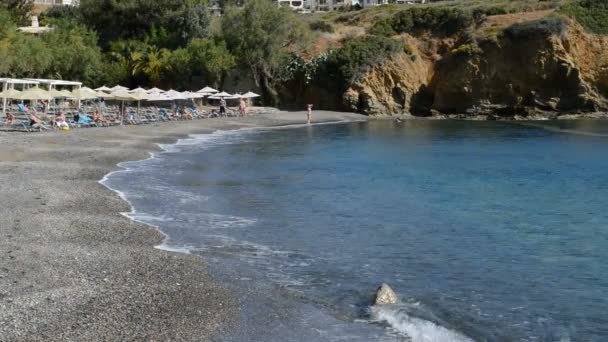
0, 85, 260, 102
0, 84, 260, 121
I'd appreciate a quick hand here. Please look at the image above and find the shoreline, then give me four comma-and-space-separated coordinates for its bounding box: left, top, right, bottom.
0, 111, 366, 341
100, 117, 368, 253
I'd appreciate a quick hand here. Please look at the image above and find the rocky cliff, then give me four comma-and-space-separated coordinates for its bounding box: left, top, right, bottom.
344, 19, 608, 118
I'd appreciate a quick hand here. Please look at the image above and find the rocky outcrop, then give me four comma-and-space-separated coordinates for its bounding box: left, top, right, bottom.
345, 20, 608, 117
374, 283, 399, 305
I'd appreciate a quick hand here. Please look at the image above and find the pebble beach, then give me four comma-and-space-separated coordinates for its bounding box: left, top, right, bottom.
0, 111, 366, 341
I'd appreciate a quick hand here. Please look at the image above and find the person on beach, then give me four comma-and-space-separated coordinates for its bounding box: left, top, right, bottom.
52, 111, 69, 129
29, 113, 49, 130
182, 106, 193, 120
239, 98, 247, 117
219, 97, 227, 116
6, 113, 14, 125
307, 104, 313, 124
92, 111, 109, 125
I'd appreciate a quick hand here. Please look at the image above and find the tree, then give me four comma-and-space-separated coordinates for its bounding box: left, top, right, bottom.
41, 21, 104, 84
161, 48, 192, 89
79, 0, 210, 49
221, 0, 310, 104
173, 1, 211, 47
132, 45, 171, 85
10, 34, 52, 78
1, 0, 33, 26
108, 39, 150, 86
0, 10, 16, 76
0, 9, 16, 41
187, 38, 235, 87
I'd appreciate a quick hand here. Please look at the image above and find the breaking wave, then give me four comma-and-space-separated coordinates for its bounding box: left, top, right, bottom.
370, 305, 474, 342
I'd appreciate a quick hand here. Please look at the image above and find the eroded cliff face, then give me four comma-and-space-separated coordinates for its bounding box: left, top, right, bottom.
346, 22, 608, 117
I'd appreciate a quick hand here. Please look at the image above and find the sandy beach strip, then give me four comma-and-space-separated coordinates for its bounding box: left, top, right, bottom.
0, 111, 366, 341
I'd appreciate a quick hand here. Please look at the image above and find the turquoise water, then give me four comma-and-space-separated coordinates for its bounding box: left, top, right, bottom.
104, 120, 608, 341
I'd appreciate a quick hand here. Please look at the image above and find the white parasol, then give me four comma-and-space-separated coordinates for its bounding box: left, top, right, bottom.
95, 86, 112, 92
196, 86, 218, 94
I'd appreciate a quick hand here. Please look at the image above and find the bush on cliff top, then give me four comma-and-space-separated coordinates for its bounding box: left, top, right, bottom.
503, 17, 568, 39
309, 20, 335, 33
319, 35, 401, 92
368, 7, 475, 37
561, 0, 608, 34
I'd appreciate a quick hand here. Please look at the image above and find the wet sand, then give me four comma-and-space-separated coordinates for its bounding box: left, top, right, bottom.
0, 111, 367, 341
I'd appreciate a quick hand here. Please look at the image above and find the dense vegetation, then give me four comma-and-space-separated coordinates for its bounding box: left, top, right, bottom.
0, 0, 406, 105
320, 36, 402, 91
369, 7, 477, 37
0, 0, 312, 104
1, 0, 607, 107
503, 17, 568, 39
560, 0, 608, 34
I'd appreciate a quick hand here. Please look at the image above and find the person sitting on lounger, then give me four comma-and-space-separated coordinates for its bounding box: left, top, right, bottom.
52, 111, 69, 129
158, 108, 169, 120
182, 106, 193, 120
6, 113, 14, 125
92, 111, 108, 125
29, 113, 49, 130
78, 114, 94, 125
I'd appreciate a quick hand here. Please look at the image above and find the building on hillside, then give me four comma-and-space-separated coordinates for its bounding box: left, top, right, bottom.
276, 0, 306, 11
307, 0, 350, 12
361, 0, 425, 9
209, 0, 223, 16
17, 16, 53, 34
33, 0, 77, 5
33, 0, 78, 15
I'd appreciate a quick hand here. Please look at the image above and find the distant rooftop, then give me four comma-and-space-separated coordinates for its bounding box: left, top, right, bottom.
33, 0, 78, 5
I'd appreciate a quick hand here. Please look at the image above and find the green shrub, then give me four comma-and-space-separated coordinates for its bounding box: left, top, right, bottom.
503, 17, 568, 39
335, 12, 357, 24
483, 6, 509, 16
368, 18, 396, 37
373, 7, 474, 37
320, 35, 401, 91
403, 42, 413, 55
561, 0, 608, 34
450, 43, 480, 56
393, 7, 474, 36
309, 20, 334, 33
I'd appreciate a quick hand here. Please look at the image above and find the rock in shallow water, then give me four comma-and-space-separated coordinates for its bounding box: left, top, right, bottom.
374, 283, 399, 305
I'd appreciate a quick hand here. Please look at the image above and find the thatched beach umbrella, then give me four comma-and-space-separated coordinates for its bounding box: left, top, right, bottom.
147, 87, 164, 94
70, 88, 98, 100
110, 85, 129, 92
0, 88, 23, 99
112, 91, 137, 124
95, 86, 112, 92
196, 86, 218, 94
242, 91, 261, 98
20, 87, 52, 101
129, 87, 147, 93
208, 91, 232, 99
129, 88, 150, 118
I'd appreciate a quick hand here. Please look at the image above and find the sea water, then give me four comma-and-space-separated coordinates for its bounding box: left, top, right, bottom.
102, 120, 608, 341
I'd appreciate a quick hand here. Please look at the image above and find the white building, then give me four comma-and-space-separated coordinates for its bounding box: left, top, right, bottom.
33, 0, 78, 6
276, 0, 305, 11
307, 0, 350, 12
362, 0, 425, 9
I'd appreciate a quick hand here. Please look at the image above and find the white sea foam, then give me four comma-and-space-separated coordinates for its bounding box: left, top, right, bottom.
371, 305, 474, 342
158, 129, 251, 153
130, 213, 175, 223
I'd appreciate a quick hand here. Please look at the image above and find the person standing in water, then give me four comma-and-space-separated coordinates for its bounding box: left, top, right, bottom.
307, 104, 313, 124
239, 98, 247, 117
219, 97, 227, 116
